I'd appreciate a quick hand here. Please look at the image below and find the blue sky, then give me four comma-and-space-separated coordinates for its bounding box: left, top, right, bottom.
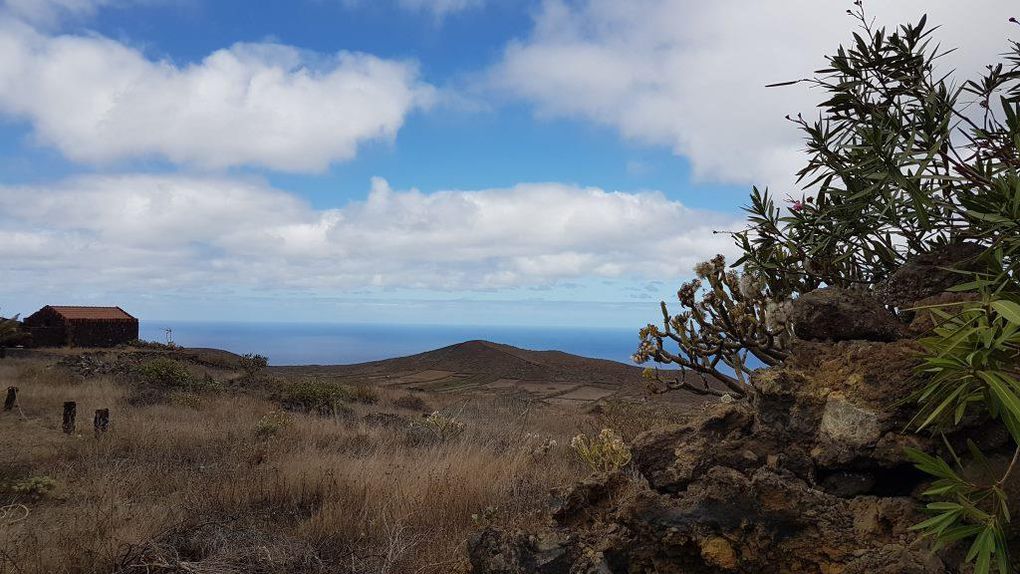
0, 0, 1015, 327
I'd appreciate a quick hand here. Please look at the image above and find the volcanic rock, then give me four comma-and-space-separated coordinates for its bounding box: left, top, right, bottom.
790, 288, 903, 342
467, 339, 971, 573
879, 241, 985, 309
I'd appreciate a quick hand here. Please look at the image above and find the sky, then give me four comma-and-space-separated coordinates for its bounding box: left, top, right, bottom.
0, 0, 1017, 328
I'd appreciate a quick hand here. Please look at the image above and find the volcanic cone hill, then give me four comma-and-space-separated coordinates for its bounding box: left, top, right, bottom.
270, 340, 700, 404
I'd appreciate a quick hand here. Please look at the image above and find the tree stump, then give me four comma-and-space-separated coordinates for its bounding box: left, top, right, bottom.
3, 386, 16, 411
62, 401, 76, 434
94, 408, 110, 437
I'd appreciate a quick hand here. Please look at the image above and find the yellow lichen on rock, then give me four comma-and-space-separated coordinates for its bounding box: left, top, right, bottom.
699, 536, 738, 570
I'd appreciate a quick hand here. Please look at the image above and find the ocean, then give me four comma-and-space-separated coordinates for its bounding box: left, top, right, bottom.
138, 321, 646, 367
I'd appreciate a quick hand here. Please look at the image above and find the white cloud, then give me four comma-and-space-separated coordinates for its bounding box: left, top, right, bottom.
398, 0, 484, 17
340, 0, 485, 18
0, 19, 435, 172
1, 0, 111, 25
0, 175, 739, 295
0, 0, 164, 27
492, 0, 1019, 187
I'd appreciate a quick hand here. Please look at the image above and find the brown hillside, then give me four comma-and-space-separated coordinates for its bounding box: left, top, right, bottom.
269, 340, 706, 405
350, 340, 643, 384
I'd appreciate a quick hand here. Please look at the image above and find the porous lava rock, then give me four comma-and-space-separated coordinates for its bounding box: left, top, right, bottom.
790, 288, 903, 342
878, 242, 985, 309
467, 338, 1010, 573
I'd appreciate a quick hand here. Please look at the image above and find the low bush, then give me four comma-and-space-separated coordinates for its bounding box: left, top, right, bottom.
276, 379, 351, 416
136, 358, 197, 389
570, 428, 632, 473
0, 311, 26, 349
414, 411, 466, 443
255, 410, 292, 438
8, 475, 57, 501
346, 383, 380, 405
239, 353, 269, 378
126, 339, 179, 351
130, 358, 221, 404
587, 399, 692, 441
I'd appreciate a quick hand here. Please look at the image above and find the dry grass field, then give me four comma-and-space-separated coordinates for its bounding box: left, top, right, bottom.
0, 350, 693, 574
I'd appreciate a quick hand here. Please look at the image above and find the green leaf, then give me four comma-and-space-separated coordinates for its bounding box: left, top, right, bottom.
918, 383, 967, 430
926, 502, 964, 512
965, 527, 992, 564
982, 372, 1020, 431
911, 509, 962, 533
922, 483, 957, 497
906, 448, 959, 480
940, 523, 985, 545
991, 300, 1020, 326
948, 279, 995, 292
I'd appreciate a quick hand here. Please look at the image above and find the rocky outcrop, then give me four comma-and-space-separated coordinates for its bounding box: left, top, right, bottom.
878, 242, 985, 309
467, 335, 1012, 573
789, 288, 903, 342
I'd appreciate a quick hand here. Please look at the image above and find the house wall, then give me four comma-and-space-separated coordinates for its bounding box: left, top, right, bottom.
23, 308, 139, 348
23, 307, 68, 347
66, 319, 139, 347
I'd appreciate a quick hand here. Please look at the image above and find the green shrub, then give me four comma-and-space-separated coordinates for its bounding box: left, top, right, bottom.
569, 429, 631, 473
135, 358, 220, 393
277, 379, 350, 415
0, 311, 23, 348
904, 294, 1020, 571
239, 353, 269, 378
10, 476, 57, 501
415, 411, 465, 442
135, 358, 192, 388
126, 339, 178, 350
255, 410, 292, 438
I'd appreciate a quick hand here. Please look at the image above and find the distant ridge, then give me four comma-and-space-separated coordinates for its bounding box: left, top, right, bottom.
270, 339, 648, 387
267, 339, 715, 405
349, 339, 644, 385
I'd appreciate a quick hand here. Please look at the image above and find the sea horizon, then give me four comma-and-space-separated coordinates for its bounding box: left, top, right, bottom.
139, 320, 645, 367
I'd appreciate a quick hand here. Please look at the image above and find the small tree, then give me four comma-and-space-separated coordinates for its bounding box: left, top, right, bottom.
0, 311, 23, 356
239, 353, 269, 379
633, 254, 791, 398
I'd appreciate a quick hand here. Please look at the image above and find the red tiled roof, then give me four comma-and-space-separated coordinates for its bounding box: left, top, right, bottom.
47, 306, 136, 321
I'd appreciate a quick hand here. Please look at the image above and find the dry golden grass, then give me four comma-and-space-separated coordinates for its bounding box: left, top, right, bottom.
0, 354, 666, 574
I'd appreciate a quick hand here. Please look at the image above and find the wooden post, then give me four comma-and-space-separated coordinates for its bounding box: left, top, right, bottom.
93, 408, 110, 437
3, 386, 16, 411
62, 401, 76, 434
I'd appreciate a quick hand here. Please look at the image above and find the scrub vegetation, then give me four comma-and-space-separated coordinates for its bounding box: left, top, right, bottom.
0, 351, 684, 574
